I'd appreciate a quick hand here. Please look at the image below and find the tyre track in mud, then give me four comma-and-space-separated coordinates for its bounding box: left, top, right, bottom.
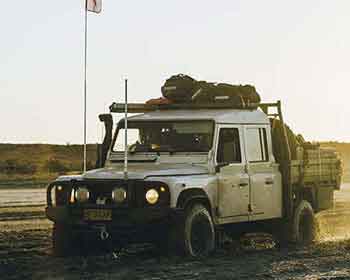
1, 186, 350, 279
2, 228, 350, 280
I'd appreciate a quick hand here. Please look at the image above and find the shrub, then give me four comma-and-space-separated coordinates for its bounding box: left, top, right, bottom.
87, 161, 95, 171
0, 159, 37, 175
17, 162, 37, 174
45, 158, 69, 173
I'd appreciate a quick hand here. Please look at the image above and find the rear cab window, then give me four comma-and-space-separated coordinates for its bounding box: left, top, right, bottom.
245, 127, 269, 163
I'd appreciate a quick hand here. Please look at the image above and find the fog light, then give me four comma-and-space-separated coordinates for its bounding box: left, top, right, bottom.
112, 188, 127, 203
145, 189, 159, 205
75, 187, 90, 203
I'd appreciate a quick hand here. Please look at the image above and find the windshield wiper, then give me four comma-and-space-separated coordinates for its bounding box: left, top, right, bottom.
110, 158, 157, 163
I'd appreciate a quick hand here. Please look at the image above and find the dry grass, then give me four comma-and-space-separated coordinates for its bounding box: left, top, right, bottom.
321, 142, 350, 182
0, 143, 97, 183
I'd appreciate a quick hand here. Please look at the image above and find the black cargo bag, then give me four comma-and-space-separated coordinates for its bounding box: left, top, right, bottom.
238, 84, 261, 104
161, 74, 197, 102
191, 83, 261, 106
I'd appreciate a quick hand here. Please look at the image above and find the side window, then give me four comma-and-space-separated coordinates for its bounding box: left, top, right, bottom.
246, 127, 269, 162
217, 128, 242, 164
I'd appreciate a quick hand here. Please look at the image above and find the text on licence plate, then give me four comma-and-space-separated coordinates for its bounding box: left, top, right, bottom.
84, 209, 112, 221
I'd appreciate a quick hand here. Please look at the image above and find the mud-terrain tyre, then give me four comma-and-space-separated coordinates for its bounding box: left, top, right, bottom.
181, 204, 215, 257
292, 200, 318, 245
52, 223, 78, 257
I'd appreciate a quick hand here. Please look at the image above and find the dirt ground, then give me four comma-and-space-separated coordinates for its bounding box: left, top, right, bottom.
1, 186, 350, 280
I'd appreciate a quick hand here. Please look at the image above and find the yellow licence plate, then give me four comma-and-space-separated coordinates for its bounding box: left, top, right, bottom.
84, 209, 112, 221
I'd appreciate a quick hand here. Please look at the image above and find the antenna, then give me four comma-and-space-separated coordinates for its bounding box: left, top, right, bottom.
124, 79, 128, 180
83, 0, 88, 173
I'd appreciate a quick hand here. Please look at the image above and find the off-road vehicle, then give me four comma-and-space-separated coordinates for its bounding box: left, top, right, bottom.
46, 100, 342, 257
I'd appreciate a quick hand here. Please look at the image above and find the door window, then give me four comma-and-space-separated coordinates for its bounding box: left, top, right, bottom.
246, 127, 269, 162
217, 128, 242, 164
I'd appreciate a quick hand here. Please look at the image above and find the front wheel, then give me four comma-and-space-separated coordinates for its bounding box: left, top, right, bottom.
182, 204, 215, 257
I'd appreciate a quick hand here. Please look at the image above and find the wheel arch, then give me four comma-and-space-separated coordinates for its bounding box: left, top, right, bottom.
298, 187, 317, 212
176, 188, 213, 216
292, 199, 318, 244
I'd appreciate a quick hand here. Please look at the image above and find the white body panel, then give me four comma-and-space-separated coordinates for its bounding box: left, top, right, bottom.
247, 163, 282, 220
214, 124, 250, 224
58, 108, 283, 227
242, 124, 283, 221
217, 164, 250, 223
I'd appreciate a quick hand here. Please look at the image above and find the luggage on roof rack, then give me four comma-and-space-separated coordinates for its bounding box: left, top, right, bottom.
191, 82, 260, 106
161, 74, 196, 102
161, 74, 261, 106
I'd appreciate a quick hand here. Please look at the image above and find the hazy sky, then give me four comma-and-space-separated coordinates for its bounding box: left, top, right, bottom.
1, 1, 349, 144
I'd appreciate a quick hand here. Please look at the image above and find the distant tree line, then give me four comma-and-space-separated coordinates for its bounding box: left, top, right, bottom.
0, 158, 95, 175
0, 159, 37, 175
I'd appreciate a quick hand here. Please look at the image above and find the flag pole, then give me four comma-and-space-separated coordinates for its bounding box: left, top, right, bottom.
83, 0, 88, 173
124, 79, 128, 180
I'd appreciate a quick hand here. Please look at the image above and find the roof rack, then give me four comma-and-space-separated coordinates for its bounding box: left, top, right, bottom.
109, 101, 282, 115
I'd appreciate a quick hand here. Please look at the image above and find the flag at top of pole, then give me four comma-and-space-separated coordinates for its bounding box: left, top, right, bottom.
87, 0, 102, 13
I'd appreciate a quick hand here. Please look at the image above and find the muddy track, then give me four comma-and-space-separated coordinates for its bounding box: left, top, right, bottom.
2, 226, 350, 280
1, 187, 350, 279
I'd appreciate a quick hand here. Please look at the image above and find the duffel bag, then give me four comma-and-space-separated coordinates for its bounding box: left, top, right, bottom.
238, 84, 261, 104
215, 84, 260, 105
191, 82, 260, 106
191, 82, 244, 106
161, 74, 197, 102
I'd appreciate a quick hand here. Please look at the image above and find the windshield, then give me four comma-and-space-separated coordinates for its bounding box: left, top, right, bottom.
112, 120, 214, 153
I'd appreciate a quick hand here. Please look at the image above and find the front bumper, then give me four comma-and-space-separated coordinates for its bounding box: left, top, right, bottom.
46, 205, 184, 243
46, 205, 183, 225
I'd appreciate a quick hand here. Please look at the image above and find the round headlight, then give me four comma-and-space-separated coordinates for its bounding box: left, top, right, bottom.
75, 187, 90, 203
145, 189, 159, 205
112, 188, 127, 203
51, 185, 67, 206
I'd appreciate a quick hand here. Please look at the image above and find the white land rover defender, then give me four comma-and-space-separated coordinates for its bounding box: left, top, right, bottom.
46, 101, 342, 257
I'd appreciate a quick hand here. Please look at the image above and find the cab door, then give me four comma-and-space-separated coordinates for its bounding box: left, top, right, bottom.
244, 125, 282, 221
216, 125, 250, 224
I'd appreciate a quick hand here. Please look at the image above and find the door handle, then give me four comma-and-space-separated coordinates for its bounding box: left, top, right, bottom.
265, 178, 274, 185
239, 182, 249, 188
